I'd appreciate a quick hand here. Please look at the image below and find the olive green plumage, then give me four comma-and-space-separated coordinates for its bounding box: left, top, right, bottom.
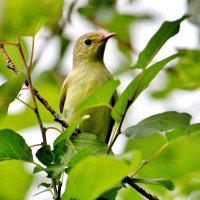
59, 32, 117, 143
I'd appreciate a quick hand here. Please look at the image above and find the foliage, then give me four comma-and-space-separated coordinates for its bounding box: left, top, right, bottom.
0, 0, 200, 200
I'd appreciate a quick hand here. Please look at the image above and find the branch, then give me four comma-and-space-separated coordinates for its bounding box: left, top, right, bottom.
0, 42, 68, 128
0, 44, 19, 74
107, 71, 144, 153
129, 143, 169, 178
123, 177, 160, 200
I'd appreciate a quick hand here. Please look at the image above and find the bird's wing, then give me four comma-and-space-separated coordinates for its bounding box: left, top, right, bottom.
59, 78, 68, 113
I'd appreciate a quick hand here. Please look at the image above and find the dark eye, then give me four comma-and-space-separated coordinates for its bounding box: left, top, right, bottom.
84, 39, 92, 46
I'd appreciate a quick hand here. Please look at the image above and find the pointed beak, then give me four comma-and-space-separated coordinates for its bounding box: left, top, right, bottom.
98, 32, 115, 42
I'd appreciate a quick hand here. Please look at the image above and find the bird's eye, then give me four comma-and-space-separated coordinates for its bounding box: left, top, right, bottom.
84, 39, 92, 46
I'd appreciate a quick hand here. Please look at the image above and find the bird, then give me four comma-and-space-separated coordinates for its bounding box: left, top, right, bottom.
59, 32, 117, 143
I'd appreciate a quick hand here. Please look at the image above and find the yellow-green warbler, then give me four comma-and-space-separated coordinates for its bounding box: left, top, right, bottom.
59, 32, 117, 143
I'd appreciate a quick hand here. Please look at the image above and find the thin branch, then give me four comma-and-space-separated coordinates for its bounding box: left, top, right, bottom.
16, 96, 35, 110
33, 88, 68, 128
0, 39, 68, 128
0, 41, 18, 47
107, 71, 144, 153
29, 35, 35, 67
0, 44, 19, 74
17, 37, 47, 145
129, 143, 169, 178
30, 143, 43, 148
123, 177, 160, 200
46, 126, 62, 133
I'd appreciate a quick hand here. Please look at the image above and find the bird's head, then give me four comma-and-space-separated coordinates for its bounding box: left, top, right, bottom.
73, 32, 115, 67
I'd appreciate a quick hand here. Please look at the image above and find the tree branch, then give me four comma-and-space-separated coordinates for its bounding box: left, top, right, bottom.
123, 177, 160, 200
0, 42, 68, 128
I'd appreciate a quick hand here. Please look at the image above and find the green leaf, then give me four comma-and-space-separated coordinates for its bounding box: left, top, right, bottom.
127, 177, 175, 191
166, 123, 200, 141
0, 129, 33, 162
67, 147, 94, 167
61, 133, 108, 166
0, 160, 33, 200
53, 133, 108, 171
133, 15, 189, 69
54, 118, 85, 146
152, 49, 200, 98
0, 0, 63, 37
0, 73, 26, 119
69, 133, 108, 154
62, 154, 138, 200
53, 140, 68, 165
36, 145, 53, 166
100, 187, 121, 200
123, 111, 191, 138
112, 53, 181, 122
75, 79, 119, 113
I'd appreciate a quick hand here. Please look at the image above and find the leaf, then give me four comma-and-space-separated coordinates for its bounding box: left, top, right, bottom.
0, 73, 26, 119
112, 53, 181, 122
127, 177, 175, 191
67, 147, 94, 167
36, 145, 53, 166
166, 123, 200, 141
123, 111, 191, 139
54, 118, 85, 146
0, 129, 33, 162
100, 187, 121, 200
0, 0, 63, 37
62, 154, 138, 200
61, 133, 108, 167
0, 160, 33, 200
69, 133, 108, 154
152, 49, 200, 98
133, 15, 189, 69
75, 79, 120, 113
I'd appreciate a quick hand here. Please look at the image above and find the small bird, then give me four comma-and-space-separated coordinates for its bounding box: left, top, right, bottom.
59, 32, 117, 143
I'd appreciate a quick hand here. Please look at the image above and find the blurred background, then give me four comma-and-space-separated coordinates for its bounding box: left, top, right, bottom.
0, 0, 200, 199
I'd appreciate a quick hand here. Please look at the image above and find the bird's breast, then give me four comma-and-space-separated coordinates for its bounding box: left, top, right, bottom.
64, 64, 111, 110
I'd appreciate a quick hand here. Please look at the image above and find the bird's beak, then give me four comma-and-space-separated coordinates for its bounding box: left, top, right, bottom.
98, 32, 115, 42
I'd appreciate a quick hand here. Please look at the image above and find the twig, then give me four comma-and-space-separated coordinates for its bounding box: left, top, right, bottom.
0, 44, 19, 74
17, 36, 47, 145
16, 96, 35, 110
33, 88, 68, 128
30, 143, 43, 148
129, 143, 169, 178
107, 71, 144, 153
45, 126, 62, 133
0, 41, 68, 128
123, 177, 159, 200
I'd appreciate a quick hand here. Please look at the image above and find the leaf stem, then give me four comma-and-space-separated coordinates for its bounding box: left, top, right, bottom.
107, 70, 145, 153
129, 143, 169, 178
16, 96, 35, 110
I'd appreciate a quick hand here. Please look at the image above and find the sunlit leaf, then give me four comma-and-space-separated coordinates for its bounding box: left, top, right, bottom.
0, 129, 33, 162
0, 73, 26, 119
0, 0, 63, 37
133, 15, 189, 69
152, 49, 200, 98
54, 118, 85, 146
75, 79, 119, 113
62, 153, 140, 200
112, 53, 181, 122
0, 160, 33, 200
